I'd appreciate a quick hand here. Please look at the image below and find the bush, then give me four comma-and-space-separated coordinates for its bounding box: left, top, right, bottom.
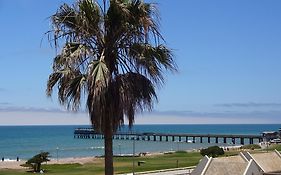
200, 146, 224, 157
21, 152, 50, 172
241, 144, 261, 150
175, 150, 187, 154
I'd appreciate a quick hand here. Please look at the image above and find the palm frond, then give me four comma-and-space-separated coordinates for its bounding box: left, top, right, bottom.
50, 0, 102, 47
127, 43, 176, 84
115, 72, 157, 127
46, 72, 62, 96
78, 0, 102, 37
47, 0, 176, 132
65, 73, 87, 111
52, 43, 90, 71
88, 55, 109, 88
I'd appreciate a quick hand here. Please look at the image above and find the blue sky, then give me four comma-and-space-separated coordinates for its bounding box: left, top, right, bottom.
1, 0, 281, 125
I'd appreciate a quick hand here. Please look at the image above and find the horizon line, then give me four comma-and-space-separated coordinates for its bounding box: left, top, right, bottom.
0, 123, 279, 127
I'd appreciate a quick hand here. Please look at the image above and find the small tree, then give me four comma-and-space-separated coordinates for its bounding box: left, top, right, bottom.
25, 152, 50, 172
200, 146, 224, 157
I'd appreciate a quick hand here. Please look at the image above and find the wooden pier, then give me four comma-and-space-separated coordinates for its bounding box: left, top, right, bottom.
74, 128, 263, 145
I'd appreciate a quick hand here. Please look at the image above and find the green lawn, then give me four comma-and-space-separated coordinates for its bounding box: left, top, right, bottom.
268, 144, 281, 151
0, 151, 202, 175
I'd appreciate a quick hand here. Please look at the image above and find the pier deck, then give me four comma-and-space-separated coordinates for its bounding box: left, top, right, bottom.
74, 128, 263, 145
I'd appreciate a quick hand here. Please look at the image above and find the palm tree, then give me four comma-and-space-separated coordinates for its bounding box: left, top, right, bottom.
46, 0, 176, 174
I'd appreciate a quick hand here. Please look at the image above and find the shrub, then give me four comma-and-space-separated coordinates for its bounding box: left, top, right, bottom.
175, 150, 187, 154
241, 144, 261, 150
200, 146, 224, 157
22, 152, 50, 172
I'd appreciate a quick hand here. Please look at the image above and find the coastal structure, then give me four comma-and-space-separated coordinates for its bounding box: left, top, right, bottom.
74, 128, 262, 145
262, 129, 281, 142
191, 150, 281, 175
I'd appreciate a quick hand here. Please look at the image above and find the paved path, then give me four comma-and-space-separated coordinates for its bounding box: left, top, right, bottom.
138, 169, 192, 175
120, 168, 193, 175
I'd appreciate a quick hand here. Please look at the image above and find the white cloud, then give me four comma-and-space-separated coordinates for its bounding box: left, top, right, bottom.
0, 102, 10, 105
215, 102, 281, 108
0, 112, 89, 125
0, 109, 280, 125
0, 106, 70, 113
134, 112, 279, 124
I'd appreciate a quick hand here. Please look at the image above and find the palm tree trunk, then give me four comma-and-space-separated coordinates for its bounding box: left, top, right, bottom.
104, 122, 114, 175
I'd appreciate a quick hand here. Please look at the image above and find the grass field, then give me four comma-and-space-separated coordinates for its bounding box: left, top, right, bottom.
269, 144, 281, 151
0, 151, 202, 175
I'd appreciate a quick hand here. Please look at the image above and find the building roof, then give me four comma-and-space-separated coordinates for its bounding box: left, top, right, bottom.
250, 151, 281, 173
262, 131, 277, 134
204, 156, 248, 175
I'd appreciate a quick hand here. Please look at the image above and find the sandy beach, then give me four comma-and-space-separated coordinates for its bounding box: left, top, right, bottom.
0, 160, 26, 170
0, 156, 99, 170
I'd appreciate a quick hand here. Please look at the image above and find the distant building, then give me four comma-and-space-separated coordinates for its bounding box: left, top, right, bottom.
262, 131, 278, 142
191, 150, 281, 175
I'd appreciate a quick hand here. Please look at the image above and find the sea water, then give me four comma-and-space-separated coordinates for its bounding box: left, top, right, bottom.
0, 124, 279, 160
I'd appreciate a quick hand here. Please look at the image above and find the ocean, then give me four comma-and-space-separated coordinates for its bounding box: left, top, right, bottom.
0, 124, 279, 160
